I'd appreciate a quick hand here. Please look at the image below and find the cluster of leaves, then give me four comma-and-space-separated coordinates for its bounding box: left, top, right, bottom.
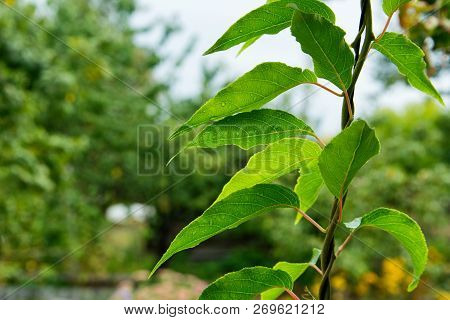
151, 0, 443, 299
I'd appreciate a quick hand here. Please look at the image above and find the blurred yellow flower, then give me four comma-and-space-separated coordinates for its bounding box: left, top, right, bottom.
331, 274, 348, 291
25, 260, 38, 273
428, 246, 443, 263
379, 258, 408, 296
85, 66, 103, 82
111, 167, 123, 179
356, 271, 379, 296
65, 92, 76, 103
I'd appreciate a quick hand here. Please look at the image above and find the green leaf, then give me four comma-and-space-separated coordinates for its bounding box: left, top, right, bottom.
150, 184, 299, 277
294, 159, 323, 223
261, 262, 308, 300
170, 63, 317, 139
318, 120, 380, 198
187, 109, 316, 150
237, 0, 279, 56
345, 208, 428, 292
310, 248, 322, 265
199, 267, 293, 300
261, 249, 321, 300
204, 0, 335, 55
291, 11, 354, 90
382, 0, 411, 16
237, 36, 260, 56
373, 32, 444, 105
216, 138, 321, 202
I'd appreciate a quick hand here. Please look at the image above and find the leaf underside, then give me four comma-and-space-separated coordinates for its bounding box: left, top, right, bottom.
187, 109, 316, 150
318, 120, 380, 198
216, 138, 322, 202
170, 63, 317, 139
150, 184, 299, 277
345, 208, 428, 292
205, 0, 336, 55
294, 159, 324, 223
291, 11, 354, 90
199, 267, 293, 300
373, 32, 444, 105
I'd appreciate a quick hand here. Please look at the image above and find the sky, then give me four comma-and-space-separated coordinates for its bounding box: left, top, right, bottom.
132, 0, 446, 135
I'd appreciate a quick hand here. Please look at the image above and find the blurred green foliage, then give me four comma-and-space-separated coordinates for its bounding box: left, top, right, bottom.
0, 0, 238, 285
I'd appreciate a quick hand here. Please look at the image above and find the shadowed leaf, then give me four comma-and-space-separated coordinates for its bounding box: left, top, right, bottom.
216, 138, 321, 202
294, 159, 323, 223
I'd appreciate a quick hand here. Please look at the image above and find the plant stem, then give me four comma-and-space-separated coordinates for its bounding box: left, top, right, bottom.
318, 197, 341, 299
311, 82, 343, 97
310, 263, 324, 276
341, 0, 374, 129
313, 134, 326, 149
295, 208, 327, 233
285, 289, 301, 300
336, 232, 354, 257
319, 0, 374, 300
376, 14, 392, 41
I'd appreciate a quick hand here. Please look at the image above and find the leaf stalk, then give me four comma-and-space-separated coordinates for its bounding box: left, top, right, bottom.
311, 82, 344, 97
285, 289, 301, 300
295, 208, 327, 234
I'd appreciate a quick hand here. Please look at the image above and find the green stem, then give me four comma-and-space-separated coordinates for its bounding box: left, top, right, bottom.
319, 0, 374, 300
341, 0, 374, 129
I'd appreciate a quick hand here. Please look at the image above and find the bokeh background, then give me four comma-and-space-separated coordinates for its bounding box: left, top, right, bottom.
0, 0, 448, 299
